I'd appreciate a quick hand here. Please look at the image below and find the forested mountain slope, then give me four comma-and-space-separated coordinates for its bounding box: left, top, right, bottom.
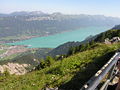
49, 25, 120, 57
94, 25, 120, 42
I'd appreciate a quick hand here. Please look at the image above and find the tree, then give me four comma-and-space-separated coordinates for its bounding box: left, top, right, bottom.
38, 59, 46, 69
46, 56, 55, 66
90, 40, 95, 45
3, 69, 10, 77
75, 46, 80, 52
85, 43, 90, 49
80, 44, 86, 52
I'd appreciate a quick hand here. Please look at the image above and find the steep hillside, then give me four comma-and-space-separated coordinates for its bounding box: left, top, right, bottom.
49, 27, 120, 57
0, 43, 120, 90
0, 48, 52, 75
94, 26, 120, 42
48, 38, 93, 57
112, 24, 120, 29
48, 41, 82, 57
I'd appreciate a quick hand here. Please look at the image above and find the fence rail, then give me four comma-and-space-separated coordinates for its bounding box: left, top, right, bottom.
80, 50, 120, 90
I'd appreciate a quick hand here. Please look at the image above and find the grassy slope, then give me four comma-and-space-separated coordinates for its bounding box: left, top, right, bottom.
0, 43, 120, 90
0, 50, 6, 54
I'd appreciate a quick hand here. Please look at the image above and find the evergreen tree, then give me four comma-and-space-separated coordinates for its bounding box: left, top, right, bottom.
68, 47, 76, 55
85, 43, 90, 49
90, 40, 95, 45
46, 56, 55, 66
40, 59, 46, 69
101, 33, 106, 42
80, 44, 86, 52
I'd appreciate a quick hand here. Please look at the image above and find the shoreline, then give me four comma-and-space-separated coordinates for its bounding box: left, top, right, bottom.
0, 29, 77, 44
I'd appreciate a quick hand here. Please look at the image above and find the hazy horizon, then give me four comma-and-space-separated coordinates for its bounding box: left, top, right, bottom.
0, 0, 120, 17
0, 11, 120, 19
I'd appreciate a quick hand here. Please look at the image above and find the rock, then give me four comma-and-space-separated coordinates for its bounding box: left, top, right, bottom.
105, 37, 120, 44
46, 87, 58, 90
110, 37, 120, 43
0, 63, 30, 75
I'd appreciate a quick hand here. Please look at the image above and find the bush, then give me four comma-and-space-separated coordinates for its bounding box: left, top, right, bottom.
46, 56, 55, 67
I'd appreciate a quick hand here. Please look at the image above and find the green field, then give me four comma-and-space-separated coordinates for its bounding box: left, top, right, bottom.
0, 50, 6, 54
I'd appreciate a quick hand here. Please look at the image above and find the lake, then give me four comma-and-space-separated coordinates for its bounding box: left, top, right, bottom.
8, 26, 111, 48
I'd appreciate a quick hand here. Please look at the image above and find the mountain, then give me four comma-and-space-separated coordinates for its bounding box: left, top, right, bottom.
0, 14, 8, 17
112, 24, 120, 29
94, 25, 120, 42
48, 37, 93, 57
48, 42, 82, 56
49, 25, 120, 57
0, 11, 120, 42
10, 11, 46, 16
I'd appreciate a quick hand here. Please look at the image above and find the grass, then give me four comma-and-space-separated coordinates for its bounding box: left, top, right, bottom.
0, 53, 22, 61
0, 43, 120, 90
0, 50, 6, 54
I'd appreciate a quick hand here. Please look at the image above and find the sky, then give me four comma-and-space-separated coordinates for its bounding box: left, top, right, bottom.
0, 0, 120, 17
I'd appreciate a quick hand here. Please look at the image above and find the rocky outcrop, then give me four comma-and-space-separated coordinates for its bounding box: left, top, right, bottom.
105, 37, 120, 44
0, 63, 30, 75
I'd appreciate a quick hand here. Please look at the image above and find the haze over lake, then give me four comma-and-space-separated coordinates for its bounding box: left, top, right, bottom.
8, 26, 111, 48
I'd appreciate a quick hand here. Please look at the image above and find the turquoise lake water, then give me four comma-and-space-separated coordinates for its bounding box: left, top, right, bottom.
8, 26, 111, 48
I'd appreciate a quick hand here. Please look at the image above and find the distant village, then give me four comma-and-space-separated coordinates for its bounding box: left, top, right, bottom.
0, 45, 28, 59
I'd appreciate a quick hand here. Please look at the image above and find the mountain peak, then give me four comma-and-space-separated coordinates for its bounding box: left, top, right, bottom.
10, 11, 46, 16
29, 11, 45, 15
51, 12, 63, 16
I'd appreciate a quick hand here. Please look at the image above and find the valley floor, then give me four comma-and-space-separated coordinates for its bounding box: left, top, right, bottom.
0, 45, 28, 59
